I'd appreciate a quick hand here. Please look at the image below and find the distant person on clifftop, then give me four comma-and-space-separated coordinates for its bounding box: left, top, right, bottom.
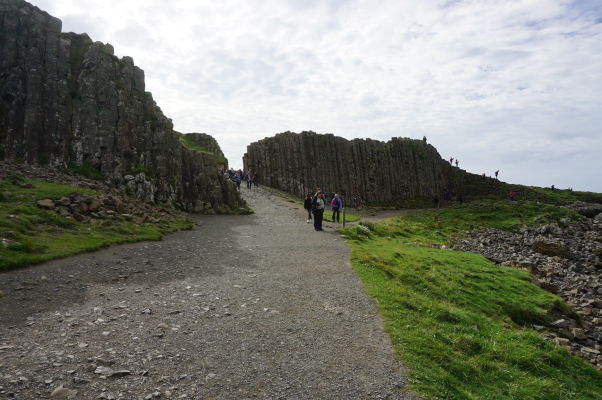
455, 159, 459, 167
495, 170, 499, 180
449, 157, 454, 165
312, 191, 325, 231
423, 136, 427, 144
331, 193, 343, 223
304, 193, 313, 223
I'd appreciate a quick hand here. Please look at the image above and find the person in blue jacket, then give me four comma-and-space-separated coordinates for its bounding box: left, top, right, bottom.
331, 193, 343, 223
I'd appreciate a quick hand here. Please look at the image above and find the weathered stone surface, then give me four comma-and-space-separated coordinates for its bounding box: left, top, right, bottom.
565, 201, 602, 218
0, 0, 244, 212
532, 236, 569, 258
180, 132, 228, 170
243, 131, 500, 205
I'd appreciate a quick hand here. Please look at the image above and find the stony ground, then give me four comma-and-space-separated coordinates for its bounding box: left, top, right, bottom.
0, 186, 415, 400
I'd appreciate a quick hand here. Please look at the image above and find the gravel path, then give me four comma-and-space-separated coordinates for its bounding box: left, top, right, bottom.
0, 186, 416, 399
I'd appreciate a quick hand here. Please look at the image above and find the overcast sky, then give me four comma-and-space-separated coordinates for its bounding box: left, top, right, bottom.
31, 0, 602, 192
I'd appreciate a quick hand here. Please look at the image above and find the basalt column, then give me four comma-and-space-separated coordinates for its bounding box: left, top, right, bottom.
0, 0, 245, 212
244, 131, 488, 206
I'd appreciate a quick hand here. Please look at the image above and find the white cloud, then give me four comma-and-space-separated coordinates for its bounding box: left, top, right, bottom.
28, 0, 602, 191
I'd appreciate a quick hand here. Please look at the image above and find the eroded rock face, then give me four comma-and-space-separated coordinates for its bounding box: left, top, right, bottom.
180, 133, 228, 170
0, 0, 244, 212
243, 131, 498, 205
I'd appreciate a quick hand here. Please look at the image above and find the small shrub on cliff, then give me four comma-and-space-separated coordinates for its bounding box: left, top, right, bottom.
66, 161, 102, 179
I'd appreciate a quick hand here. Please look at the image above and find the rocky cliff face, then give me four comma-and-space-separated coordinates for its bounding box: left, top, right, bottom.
243, 131, 492, 205
0, 0, 244, 213
179, 133, 228, 170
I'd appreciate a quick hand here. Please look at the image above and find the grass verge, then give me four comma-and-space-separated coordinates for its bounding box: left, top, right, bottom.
341, 200, 602, 399
0, 177, 191, 270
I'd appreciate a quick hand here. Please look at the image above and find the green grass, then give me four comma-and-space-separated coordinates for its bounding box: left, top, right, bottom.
0, 177, 191, 270
327, 209, 360, 223
178, 133, 228, 167
178, 134, 213, 155
65, 161, 103, 179
341, 201, 601, 399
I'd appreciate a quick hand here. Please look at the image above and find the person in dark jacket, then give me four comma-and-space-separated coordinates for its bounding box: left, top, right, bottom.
331, 193, 343, 223
311, 191, 325, 231
304, 193, 313, 223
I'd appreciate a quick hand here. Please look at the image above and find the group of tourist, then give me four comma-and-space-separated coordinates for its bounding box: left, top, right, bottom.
304, 189, 343, 231
449, 157, 459, 167
219, 168, 256, 190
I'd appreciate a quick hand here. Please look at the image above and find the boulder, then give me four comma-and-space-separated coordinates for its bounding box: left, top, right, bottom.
532, 236, 569, 258
565, 202, 602, 218
37, 199, 55, 209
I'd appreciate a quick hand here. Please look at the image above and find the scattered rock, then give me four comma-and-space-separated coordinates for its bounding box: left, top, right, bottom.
37, 199, 55, 209
50, 385, 78, 399
453, 216, 602, 369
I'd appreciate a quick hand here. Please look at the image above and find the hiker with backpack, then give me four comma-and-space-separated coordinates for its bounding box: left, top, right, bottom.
331, 193, 343, 223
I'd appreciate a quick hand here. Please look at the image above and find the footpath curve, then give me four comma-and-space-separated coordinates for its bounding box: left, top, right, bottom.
0, 185, 415, 399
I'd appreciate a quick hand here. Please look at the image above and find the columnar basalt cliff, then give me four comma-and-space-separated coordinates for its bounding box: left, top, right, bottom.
0, 0, 244, 212
243, 131, 498, 205
179, 133, 228, 170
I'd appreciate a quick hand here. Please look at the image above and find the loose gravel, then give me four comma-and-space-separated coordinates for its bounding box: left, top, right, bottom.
0, 185, 415, 399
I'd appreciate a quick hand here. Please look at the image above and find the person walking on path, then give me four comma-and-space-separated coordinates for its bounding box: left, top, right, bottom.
312, 191, 325, 231
331, 193, 343, 223
235, 173, 241, 191
304, 193, 313, 223
508, 190, 516, 201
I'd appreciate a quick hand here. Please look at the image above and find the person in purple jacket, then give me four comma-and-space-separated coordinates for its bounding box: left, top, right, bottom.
331, 193, 343, 223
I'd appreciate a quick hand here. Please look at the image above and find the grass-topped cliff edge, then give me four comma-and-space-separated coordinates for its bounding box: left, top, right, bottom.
341, 200, 602, 399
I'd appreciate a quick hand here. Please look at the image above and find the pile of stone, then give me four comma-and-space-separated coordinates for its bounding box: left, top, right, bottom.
36, 192, 177, 225
452, 209, 602, 370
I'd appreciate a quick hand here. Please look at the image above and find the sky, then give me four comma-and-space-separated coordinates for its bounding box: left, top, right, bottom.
30, 0, 602, 192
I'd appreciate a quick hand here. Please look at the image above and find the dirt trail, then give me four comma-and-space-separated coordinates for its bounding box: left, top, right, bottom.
0, 186, 415, 399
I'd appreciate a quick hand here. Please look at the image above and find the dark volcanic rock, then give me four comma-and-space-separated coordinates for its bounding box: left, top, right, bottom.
243, 131, 501, 206
180, 132, 228, 170
0, 0, 244, 212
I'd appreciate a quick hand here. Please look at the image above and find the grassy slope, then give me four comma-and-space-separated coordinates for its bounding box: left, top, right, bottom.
0, 177, 191, 270
342, 201, 602, 399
